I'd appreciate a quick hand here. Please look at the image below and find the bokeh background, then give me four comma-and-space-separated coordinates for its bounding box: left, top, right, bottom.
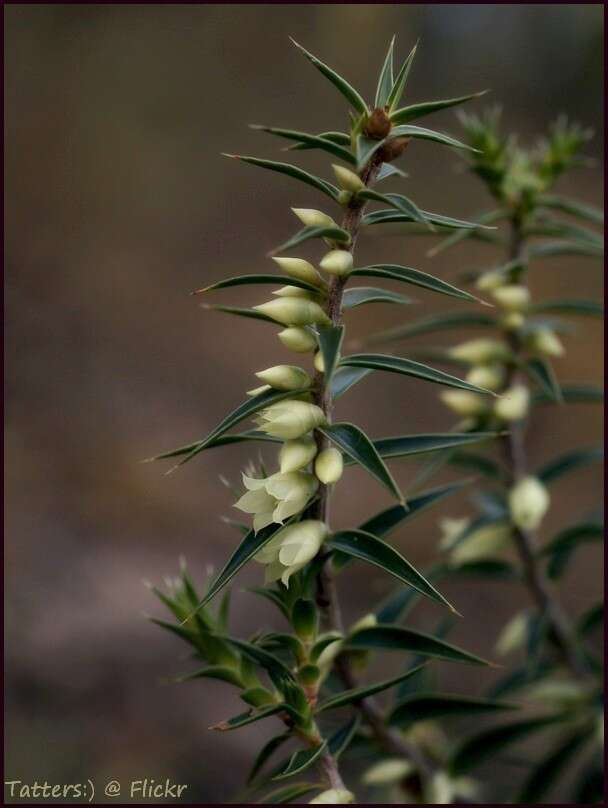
5, 4, 603, 804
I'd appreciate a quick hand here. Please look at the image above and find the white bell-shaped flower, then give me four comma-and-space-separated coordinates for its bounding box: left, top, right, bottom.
235, 471, 318, 533
254, 400, 326, 440
254, 520, 328, 586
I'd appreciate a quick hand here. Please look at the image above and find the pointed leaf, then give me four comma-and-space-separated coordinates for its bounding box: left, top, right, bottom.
533, 384, 603, 405
363, 432, 500, 463
289, 130, 351, 150
211, 704, 286, 731
355, 134, 384, 170
374, 36, 395, 107
330, 366, 371, 399
536, 446, 603, 485
202, 304, 281, 324
339, 353, 495, 395
320, 422, 403, 502
224, 637, 296, 684
251, 125, 356, 164
346, 625, 491, 666
272, 225, 350, 254
449, 716, 564, 775
390, 124, 478, 152
530, 299, 603, 317
536, 194, 604, 225
248, 733, 291, 785
358, 188, 427, 225
519, 728, 590, 803
541, 522, 603, 579
316, 324, 344, 383
195, 273, 321, 295
362, 208, 492, 230
228, 154, 338, 200
178, 665, 244, 688
390, 91, 488, 125
291, 38, 368, 114
367, 311, 495, 344
273, 741, 327, 781
328, 530, 454, 610
524, 357, 562, 403
376, 162, 408, 182
528, 240, 603, 260
351, 263, 484, 303
375, 584, 421, 624
388, 693, 516, 727
386, 42, 418, 110
318, 664, 426, 712
342, 286, 414, 309
328, 715, 361, 758
427, 208, 508, 256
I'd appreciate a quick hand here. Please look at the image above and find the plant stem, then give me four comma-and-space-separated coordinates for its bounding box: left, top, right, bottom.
311, 154, 436, 791
500, 218, 588, 678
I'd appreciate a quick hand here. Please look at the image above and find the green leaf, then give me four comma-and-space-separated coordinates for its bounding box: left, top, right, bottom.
376, 162, 408, 182
374, 36, 395, 107
386, 41, 418, 110
224, 637, 296, 686
533, 384, 603, 405
367, 311, 495, 344
148, 616, 197, 645
357, 188, 428, 225
290, 38, 368, 114
273, 741, 328, 781
530, 299, 603, 317
247, 586, 291, 621
339, 353, 495, 395
390, 91, 488, 125
248, 733, 291, 785
227, 155, 338, 200
177, 665, 244, 688
316, 324, 344, 384
363, 208, 493, 230
346, 625, 491, 666
202, 304, 281, 324
319, 422, 403, 502
528, 240, 603, 260
447, 450, 503, 480
355, 134, 384, 170
536, 194, 604, 225
195, 273, 321, 296
152, 388, 302, 465
524, 357, 562, 403
211, 704, 287, 731
272, 225, 350, 254
328, 715, 361, 758
197, 522, 286, 610
375, 585, 421, 624
448, 560, 517, 580
251, 125, 356, 164
388, 693, 515, 727
260, 783, 321, 804
318, 664, 426, 712
351, 263, 484, 303
426, 208, 507, 256
366, 432, 500, 463
360, 479, 471, 539
536, 446, 603, 485
342, 286, 414, 309
541, 522, 603, 579
390, 124, 478, 152
289, 130, 351, 150
525, 219, 603, 246
577, 602, 603, 635
519, 728, 590, 803
330, 366, 371, 399
449, 715, 564, 775
329, 529, 454, 610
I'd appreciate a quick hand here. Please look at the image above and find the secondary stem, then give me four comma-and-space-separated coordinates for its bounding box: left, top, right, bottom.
500, 217, 587, 678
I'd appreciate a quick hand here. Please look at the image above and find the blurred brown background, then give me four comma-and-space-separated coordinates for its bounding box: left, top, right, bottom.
4, 4, 603, 804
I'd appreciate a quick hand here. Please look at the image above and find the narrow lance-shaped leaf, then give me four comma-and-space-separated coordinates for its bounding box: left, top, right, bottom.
338, 353, 496, 395
176, 665, 245, 688
427, 208, 507, 257
357, 188, 428, 225
316, 324, 344, 384
363, 207, 494, 231
289, 130, 351, 151
376, 162, 408, 182
201, 304, 280, 324
247, 733, 291, 785
342, 286, 414, 309
374, 36, 395, 107
536, 446, 603, 485
530, 299, 603, 317
271, 225, 350, 255
518, 728, 590, 804
224, 637, 297, 685
366, 311, 495, 344
346, 624, 492, 666
533, 384, 603, 405
388, 693, 516, 727
386, 41, 418, 110
328, 529, 455, 611
250, 125, 356, 164
524, 357, 562, 404
193, 273, 321, 296
319, 422, 403, 503
541, 522, 603, 579
273, 741, 328, 781
390, 90, 488, 125
225, 154, 339, 200
390, 124, 479, 152
528, 240, 603, 260
368, 432, 501, 462
536, 194, 604, 225
355, 134, 384, 170
290, 38, 368, 114
210, 704, 287, 732
318, 663, 426, 712
351, 263, 486, 303
331, 366, 372, 400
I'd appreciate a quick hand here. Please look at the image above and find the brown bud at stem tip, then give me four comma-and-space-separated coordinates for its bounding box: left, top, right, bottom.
364, 107, 392, 139
381, 136, 412, 163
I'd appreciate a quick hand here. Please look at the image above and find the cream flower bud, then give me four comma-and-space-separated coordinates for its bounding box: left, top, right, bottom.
279, 436, 317, 473
272, 256, 325, 288
508, 476, 550, 530
315, 637, 343, 671
501, 311, 525, 331
254, 519, 328, 586
495, 612, 528, 656
337, 189, 352, 206
235, 471, 318, 532
529, 327, 565, 357
315, 447, 344, 484
438, 516, 470, 551
440, 390, 488, 417
278, 328, 317, 355
476, 269, 507, 291
449, 521, 512, 566
292, 208, 337, 229
494, 384, 529, 422
255, 364, 311, 391
255, 400, 326, 440
272, 285, 316, 299
246, 384, 271, 397
491, 284, 531, 312
362, 759, 414, 786
465, 363, 506, 392
309, 790, 354, 805
449, 338, 510, 364
314, 351, 325, 373
427, 772, 455, 805
350, 612, 377, 634
319, 249, 353, 276
332, 163, 365, 193
254, 298, 330, 327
